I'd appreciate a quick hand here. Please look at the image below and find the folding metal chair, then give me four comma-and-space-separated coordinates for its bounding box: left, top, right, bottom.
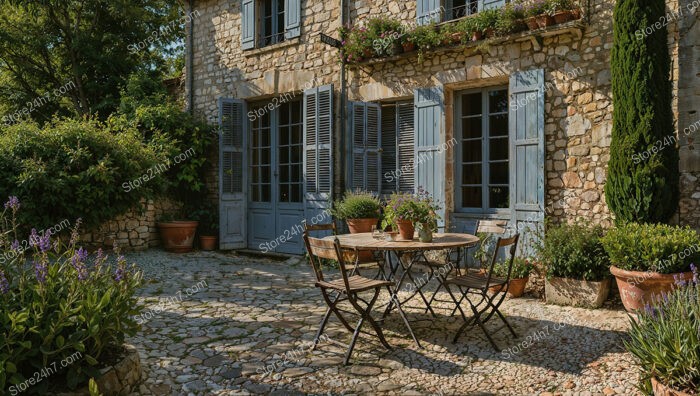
446, 234, 520, 351
303, 233, 417, 365
302, 222, 382, 278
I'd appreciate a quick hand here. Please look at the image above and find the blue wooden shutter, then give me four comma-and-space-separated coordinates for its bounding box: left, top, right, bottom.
304, 84, 334, 225
417, 0, 442, 25
284, 0, 301, 39
509, 69, 545, 254
397, 103, 415, 193
219, 98, 248, 249
414, 87, 445, 227
350, 102, 381, 194
381, 104, 397, 195
241, 0, 255, 50
479, 0, 506, 11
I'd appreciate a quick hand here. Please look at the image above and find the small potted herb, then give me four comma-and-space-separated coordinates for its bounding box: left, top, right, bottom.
190, 202, 218, 251
489, 257, 534, 298
413, 189, 441, 243
476, 8, 500, 38
331, 190, 381, 233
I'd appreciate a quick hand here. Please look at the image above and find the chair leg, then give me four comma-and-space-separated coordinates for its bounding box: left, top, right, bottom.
467, 298, 501, 351
386, 286, 422, 349
354, 289, 392, 351
312, 306, 333, 351
344, 316, 365, 365
446, 284, 471, 343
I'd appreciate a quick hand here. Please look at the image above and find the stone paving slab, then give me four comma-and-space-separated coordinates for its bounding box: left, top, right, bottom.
125, 250, 640, 396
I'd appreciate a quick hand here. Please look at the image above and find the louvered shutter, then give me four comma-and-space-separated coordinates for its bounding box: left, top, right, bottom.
350, 102, 381, 194
241, 0, 255, 50
414, 87, 445, 227
509, 69, 545, 254
304, 85, 334, 225
417, 0, 442, 25
381, 105, 397, 195
397, 102, 415, 193
284, 0, 301, 39
219, 98, 247, 249
480, 0, 506, 11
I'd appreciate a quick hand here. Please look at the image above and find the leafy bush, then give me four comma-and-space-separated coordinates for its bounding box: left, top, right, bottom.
496, 2, 527, 34
625, 269, 700, 394
410, 24, 442, 60
475, 8, 500, 33
0, 198, 143, 392
381, 190, 440, 230
492, 257, 534, 279
601, 223, 700, 274
331, 190, 381, 220
540, 222, 609, 281
605, 0, 678, 224
0, 118, 168, 230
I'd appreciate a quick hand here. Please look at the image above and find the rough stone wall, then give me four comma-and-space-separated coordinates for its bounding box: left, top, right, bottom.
677, 0, 700, 230
80, 199, 181, 251
350, 0, 615, 227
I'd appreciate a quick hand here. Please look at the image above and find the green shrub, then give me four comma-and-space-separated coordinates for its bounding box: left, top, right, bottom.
601, 223, 700, 274
0, 199, 143, 392
0, 118, 168, 230
605, 0, 678, 224
475, 8, 500, 33
496, 2, 526, 35
492, 257, 534, 279
540, 222, 609, 281
625, 271, 699, 393
332, 190, 381, 220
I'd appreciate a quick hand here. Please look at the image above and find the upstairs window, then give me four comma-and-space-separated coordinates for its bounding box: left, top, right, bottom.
445, 0, 478, 20
416, 0, 505, 25
260, 0, 285, 47
241, 0, 301, 50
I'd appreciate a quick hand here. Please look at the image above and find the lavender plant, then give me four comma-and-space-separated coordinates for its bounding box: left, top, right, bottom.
0, 197, 143, 392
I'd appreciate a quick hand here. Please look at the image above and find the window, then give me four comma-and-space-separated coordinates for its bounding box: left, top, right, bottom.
416, 0, 505, 25
456, 87, 510, 212
260, 0, 285, 47
445, 0, 478, 20
278, 100, 303, 203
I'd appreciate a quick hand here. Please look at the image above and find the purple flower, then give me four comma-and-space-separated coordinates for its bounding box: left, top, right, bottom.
34, 260, 47, 284
674, 273, 688, 287
114, 254, 127, 282
0, 270, 9, 294
71, 247, 89, 281
69, 218, 82, 246
692, 263, 698, 285
28, 228, 39, 247
4, 196, 19, 211
11, 240, 20, 251
38, 231, 52, 253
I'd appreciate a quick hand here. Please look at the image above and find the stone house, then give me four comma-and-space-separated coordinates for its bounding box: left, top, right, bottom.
185, 0, 699, 254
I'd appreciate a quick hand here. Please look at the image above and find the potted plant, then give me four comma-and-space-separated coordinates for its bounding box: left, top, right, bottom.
455, 17, 481, 43
157, 212, 199, 253
524, 0, 549, 29
602, 223, 699, 312
539, 222, 611, 308
413, 189, 441, 243
382, 192, 421, 240
401, 34, 416, 52
476, 8, 500, 38
190, 202, 218, 251
496, 2, 527, 35
625, 268, 699, 395
409, 24, 442, 62
489, 257, 534, 298
550, 0, 576, 24
331, 190, 381, 233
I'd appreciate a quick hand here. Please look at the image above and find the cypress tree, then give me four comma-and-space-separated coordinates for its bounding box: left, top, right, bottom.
605, 0, 679, 224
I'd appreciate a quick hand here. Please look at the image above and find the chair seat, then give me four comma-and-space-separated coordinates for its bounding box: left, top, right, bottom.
316, 275, 393, 292
446, 273, 507, 289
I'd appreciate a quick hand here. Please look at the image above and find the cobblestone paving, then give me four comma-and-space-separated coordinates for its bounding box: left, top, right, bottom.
126, 250, 640, 396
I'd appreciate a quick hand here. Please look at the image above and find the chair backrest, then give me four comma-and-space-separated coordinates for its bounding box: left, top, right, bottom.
303, 221, 337, 235
302, 234, 352, 292
485, 234, 520, 288
476, 219, 508, 234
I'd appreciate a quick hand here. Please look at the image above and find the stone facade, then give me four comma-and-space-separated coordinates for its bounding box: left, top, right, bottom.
188, 0, 697, 232
80, 199, 181, 251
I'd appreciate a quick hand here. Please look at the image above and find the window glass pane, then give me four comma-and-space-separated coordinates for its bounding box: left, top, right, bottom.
280, 166, 289, 182
279, 146, 289, 164
462, 141, 482, 163
292, 164, 301, 182
462, 117, 482, 139
280, 103, 290, 124
461, 93, 481, 117
291, 184, 302, 203
291, 101, 302, 124
279, 184, 289, 202
261, 185, 271, 202
261, 165, 271, 183
489, 187, 509, 209
262, 129, 270, 146
462, 187, 482, 208
489, 114, 508, 138
489, 162, 509, 184
489, 137, 509, 161
461, 164, 481, 184
291, 125, 302, 144
279, 126, 289, 146
489, 90, 508, 113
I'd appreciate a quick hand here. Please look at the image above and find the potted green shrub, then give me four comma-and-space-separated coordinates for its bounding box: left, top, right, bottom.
409, 24, 442, 62
476, 8, 500, 38
157, 211, 199, 253
382, 192, 421, 240
456, 17, 482, 42
539, 222, 611, 308
190, 202, 218, 251
524, 0, 550, 29
489, 257, 534, 297
496, 2, 527, 35
625, 268, 699, 395
550, 0, 576, 24
602, 223, 699, 312
413, 189, 441, 243
331, 190, 381, 234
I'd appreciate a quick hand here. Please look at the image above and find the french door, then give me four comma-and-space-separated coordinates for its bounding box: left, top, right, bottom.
247, 100, 305, 254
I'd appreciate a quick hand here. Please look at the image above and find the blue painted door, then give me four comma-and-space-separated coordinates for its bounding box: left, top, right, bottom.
219, 99, 247, 249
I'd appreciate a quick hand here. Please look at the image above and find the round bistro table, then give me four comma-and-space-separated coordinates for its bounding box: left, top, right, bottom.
324, 232, 479, 345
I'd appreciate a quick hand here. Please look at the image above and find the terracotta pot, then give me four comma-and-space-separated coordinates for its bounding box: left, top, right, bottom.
651, 377, 694, 396
553, 10, 573, 24
199, 235, 217, 251
158, 221, 199, 253
346, 218, 378, 234
610, 266, 694, 312
489, 277, 529, 297
450, 32, 464, 44
362, 48, 374, 58
536, 15, 556, 28
484, 28, 495, 38
396, 220, 415, 241
402, 41, 416, 52
571, 8, 582, 19
525, 17, 539, 30
471, 31, 483, 41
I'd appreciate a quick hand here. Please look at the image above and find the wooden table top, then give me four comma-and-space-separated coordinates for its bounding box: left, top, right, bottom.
324, 232, 480, 251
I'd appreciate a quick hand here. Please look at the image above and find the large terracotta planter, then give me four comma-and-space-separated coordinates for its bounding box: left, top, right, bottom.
346, 218, 378, 234
651, 377, 694, 396
402, 41, 416, 53
489, 277, 529, 298
536, 14, 556, 28
610, 266, 694, 312
525, 17, 539, 30
157, 221, 199, 253
545, 277, 611, 308
553, 10, 573, 24
396, 220, 415, 241
199, 235, 217, 251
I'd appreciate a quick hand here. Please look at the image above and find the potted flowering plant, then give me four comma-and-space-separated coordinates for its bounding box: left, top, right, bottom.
413, 189, 441, 243
489, 257, 534, 297
382, 192, 420, 240
525, 0, 552, 29
550, 0, 577, 24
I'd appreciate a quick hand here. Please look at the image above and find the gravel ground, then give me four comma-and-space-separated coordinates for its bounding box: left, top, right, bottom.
125, 250, 641, 396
